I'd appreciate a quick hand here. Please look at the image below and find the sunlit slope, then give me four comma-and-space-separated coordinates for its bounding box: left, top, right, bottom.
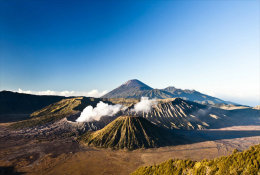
10, 97, 104, 129
132, 98, 260, 130
80, 116, 177, 150
131, 98, 225, 130
9, 96, 260, 131
131, 144, 260, 175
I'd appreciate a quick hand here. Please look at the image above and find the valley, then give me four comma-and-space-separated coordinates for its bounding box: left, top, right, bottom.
0, 80, 259, 175
2, 0, 259, 173
0, 122, 259, 175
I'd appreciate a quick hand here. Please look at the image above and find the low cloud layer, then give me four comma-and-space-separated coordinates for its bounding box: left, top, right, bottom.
76, 101, 122, 122
197, 87, 260, 106
17, 88, 107, 98
132, 97, 157, 113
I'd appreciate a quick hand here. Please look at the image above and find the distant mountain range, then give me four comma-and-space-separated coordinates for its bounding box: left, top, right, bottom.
102, 79, 237, 105
3, 89, 259, 132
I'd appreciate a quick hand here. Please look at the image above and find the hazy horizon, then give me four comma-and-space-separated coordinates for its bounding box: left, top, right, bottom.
1, 77, 258, 107
1, 0, 259, 106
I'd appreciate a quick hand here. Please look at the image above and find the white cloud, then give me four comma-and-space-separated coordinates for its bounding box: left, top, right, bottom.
197, 87, 260, 106
17, 88, 107, 98
85, 89, 108, 97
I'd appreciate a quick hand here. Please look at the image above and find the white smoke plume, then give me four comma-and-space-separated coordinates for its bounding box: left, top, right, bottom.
132, 97, 157, 113
76, 101, 122, 122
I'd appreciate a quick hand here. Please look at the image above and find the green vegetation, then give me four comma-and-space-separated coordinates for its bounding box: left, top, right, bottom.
131, 144, 260, 175
106, 98, 139, 107
79, 116, 175, 150
30, 97, 82, 117
9, 97, 103, 129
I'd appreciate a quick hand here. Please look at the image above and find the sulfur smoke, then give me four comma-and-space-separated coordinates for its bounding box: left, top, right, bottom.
76, 97, 157, 122
76, 101, 122, 122
132, 97, 157, 113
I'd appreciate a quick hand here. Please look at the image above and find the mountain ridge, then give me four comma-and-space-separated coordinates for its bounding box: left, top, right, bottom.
0, 90, 67, 115
102, 79, 237, 105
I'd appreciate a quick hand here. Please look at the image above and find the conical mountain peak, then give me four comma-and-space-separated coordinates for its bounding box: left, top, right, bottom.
80, 116, 175, 150
102, 79, 153, 98
122, 79, 152, 89
101, 79, 236, 105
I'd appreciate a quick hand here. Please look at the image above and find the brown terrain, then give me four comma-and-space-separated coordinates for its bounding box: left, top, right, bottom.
0, 91, 259, 175
0, 122, 259, 175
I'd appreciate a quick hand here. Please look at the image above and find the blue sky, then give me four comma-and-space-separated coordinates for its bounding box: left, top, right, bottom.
0, 0, 259, 106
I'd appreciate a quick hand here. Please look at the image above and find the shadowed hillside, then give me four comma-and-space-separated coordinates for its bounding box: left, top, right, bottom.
0, 91, 67, 115
0, 166, 24, 175
9, 97, 107, 129
0, 91, 66, 122
80, 116, 178, 150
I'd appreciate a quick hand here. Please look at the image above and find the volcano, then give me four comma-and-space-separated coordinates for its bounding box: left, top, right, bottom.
102, 79, 237, 105
133, 98, 224, 130
80, 116, 176, 150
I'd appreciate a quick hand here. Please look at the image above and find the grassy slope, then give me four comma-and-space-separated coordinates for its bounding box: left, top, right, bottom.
9, 97, 104, 129
80, 116, 175, 150
131, 144, 260, 175
106, 98, 139, 107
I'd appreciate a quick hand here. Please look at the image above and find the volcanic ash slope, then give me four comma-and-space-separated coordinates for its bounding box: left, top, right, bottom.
80, 116, 178, 150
